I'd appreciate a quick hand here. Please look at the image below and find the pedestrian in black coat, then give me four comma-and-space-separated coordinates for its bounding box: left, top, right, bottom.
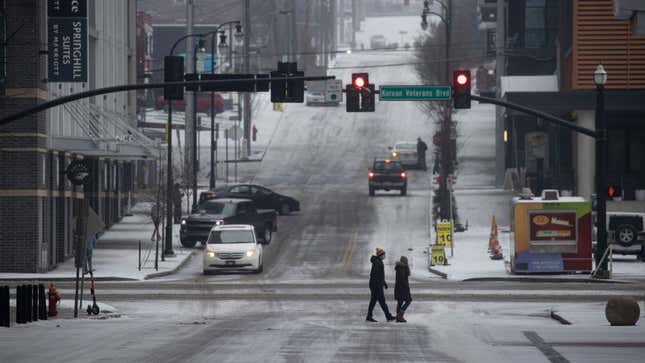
394, 256, 412, 322
417, 137, 428, 171
366, 247, 396, 322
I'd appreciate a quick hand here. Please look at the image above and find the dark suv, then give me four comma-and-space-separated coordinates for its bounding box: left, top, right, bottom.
368, 158, 407, 196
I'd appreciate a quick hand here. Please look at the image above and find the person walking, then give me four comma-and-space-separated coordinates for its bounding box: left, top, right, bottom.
172, 182, 183, 224
417, 137, 428, 171
366, 247, 396, 322
394, 256, 412, 323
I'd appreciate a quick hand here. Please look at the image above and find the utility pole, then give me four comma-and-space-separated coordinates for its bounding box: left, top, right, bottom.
330, 0, 337, 59
439, 0, 453, 221
495, 0, 506, 187
185, 0, 195, 205
339, 0, 345, 44
243, 0, 252, 157
351, 0, 357, 49
290, 0, 297, 62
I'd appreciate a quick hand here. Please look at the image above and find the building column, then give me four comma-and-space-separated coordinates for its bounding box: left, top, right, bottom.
575, 110, 595, 199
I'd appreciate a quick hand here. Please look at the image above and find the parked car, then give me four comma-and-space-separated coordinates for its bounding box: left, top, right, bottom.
155, 93, 225, 115
180, 198, 277, 248
370, 34, 387, 49
593, 211, 645, 261
388, 141, 419, 168
203, 224, 264, 274
368, 158, 407, 196
198, 184, 300, 215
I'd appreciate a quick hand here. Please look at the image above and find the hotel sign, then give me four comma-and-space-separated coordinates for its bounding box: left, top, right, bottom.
48, 0, 88, 82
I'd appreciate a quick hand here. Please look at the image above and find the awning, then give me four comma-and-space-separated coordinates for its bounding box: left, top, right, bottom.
52, 101, 161, 159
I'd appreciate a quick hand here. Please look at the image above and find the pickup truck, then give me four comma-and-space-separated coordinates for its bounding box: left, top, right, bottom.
180, 198, 277, 248
593, 212, 645, 262
368, 158, 407, 196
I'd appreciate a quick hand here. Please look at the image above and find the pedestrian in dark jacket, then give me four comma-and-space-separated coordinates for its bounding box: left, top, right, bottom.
417, 137, 428, 171
394, 256, 412, 322
172, 183, 183, 224
366, 247, 396, 322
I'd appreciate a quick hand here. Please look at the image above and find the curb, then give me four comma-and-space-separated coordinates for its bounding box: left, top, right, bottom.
0, 276, 138, 283
428, 267, 448, 279
144, 250, 196, 280
461, 276, 634, 284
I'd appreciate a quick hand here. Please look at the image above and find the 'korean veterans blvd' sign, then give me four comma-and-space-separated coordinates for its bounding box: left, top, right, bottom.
379, 85, 451, 101
48, 0, 88, 82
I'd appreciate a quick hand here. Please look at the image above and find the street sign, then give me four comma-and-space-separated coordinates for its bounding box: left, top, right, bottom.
379, 85, 451, 101
436, 220, 452, 246
47, 0, 88, 82
325, 79, 343, 102
430, 245, 447, 266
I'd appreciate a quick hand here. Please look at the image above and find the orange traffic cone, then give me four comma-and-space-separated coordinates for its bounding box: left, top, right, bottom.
488, 215, 498, 252
490, 234, 504, 260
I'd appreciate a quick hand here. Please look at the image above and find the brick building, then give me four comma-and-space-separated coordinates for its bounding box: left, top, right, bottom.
0, 0, 158, 272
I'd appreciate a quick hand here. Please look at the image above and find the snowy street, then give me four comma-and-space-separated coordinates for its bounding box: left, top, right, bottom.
2, 11, 645, 363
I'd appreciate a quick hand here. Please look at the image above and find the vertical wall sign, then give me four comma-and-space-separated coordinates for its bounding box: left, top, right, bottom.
47, 0, 88, 82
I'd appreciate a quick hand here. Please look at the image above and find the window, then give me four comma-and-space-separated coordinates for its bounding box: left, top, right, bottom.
207, 230, 254, 244
524, 0, 558, 49
628, 129, 645, 174
230, 185, 250, 194
0, 8, 5, 94
199, 201, 232, 215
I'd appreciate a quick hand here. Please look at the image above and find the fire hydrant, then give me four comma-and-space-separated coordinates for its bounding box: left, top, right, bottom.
48, 283, 62, 317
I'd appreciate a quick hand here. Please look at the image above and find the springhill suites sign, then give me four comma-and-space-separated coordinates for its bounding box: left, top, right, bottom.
47, 0, 88, 82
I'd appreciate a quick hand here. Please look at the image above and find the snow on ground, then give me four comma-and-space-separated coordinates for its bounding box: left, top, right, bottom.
0, 211, 192, 281
354, 16, 429, 49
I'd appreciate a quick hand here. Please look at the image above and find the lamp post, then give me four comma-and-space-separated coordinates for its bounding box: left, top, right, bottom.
192, 39, 207, 209
207, 21, 242, 190
594, 63, 609, 276
164, 32, 205, 257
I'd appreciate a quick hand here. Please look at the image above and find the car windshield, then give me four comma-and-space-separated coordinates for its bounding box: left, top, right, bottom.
395, 143, 416, 150
373, 161, 403, 171
208, 230, 255, 244
199, 201, 233, 215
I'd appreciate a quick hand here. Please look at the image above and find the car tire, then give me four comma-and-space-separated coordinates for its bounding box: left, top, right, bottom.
255, 260, 263, 274
180, 239, 197, 248
616, 224, 638, 246
400, 187, 407, 196
280, 203, 291, 215
369, 187, 375, 196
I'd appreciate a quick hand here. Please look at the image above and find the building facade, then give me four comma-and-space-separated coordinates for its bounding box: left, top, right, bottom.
498, 0, 645, 208
0, 0, 158, 272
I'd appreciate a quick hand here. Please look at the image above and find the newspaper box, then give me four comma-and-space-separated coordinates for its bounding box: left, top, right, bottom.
510, 190, 592, 273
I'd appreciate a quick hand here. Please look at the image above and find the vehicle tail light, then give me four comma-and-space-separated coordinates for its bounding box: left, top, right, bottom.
207, 194, 216, 199
400, 172, 406, 179
368, 171, 375, 179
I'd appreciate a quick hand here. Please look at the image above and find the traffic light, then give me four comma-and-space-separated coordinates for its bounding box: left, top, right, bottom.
607, 184, 622, 199
164, 56, 184, 100
270, 62, 304, 103
452, 70, 471, 109
346, 73, 375, 112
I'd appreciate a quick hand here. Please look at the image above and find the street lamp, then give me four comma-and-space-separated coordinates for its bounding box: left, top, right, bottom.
594, 63, 609, 277
164, 31, 206, 257
191, 38, 207, 209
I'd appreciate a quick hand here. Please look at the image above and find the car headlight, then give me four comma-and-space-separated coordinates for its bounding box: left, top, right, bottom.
206, 250, 215, 258
181, 219, 187, 225
392, 151, 398, 157
215, 219, 224, 226
246, 250, 255, 257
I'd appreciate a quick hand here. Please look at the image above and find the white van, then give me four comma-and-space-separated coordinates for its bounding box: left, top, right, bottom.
203, 224, 264, 274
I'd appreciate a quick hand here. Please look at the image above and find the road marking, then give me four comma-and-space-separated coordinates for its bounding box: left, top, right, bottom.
523, 331, 570, 363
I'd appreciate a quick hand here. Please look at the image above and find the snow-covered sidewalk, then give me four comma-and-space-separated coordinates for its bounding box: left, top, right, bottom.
0, 213, 194, 281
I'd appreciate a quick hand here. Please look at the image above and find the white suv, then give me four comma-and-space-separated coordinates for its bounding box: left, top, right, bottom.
203, 224, 264, 274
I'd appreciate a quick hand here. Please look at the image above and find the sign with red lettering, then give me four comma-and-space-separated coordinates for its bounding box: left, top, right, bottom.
529, 211, 577, 243
48, 0, 87, 82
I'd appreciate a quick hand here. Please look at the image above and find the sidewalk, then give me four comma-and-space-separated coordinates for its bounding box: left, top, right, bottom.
0, 210, 195, 282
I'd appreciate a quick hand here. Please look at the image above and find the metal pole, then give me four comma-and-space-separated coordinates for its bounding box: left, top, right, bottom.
210, 34, 216, 190
243, 0, 252, 157
595, 84, 608, 276
495, 0, 506, 187
192, 46, 198, 208
185, 0, 195, 208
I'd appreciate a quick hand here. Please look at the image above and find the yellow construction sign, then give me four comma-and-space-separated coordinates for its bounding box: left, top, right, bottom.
436, 220, 453, 246
430, 245, 447, 266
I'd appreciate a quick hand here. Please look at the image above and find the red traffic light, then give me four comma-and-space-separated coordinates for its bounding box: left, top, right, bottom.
453, 71, 470, 87
607, 185, 622, 198
352, 73, 369, 89
457, 74, 468, 85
